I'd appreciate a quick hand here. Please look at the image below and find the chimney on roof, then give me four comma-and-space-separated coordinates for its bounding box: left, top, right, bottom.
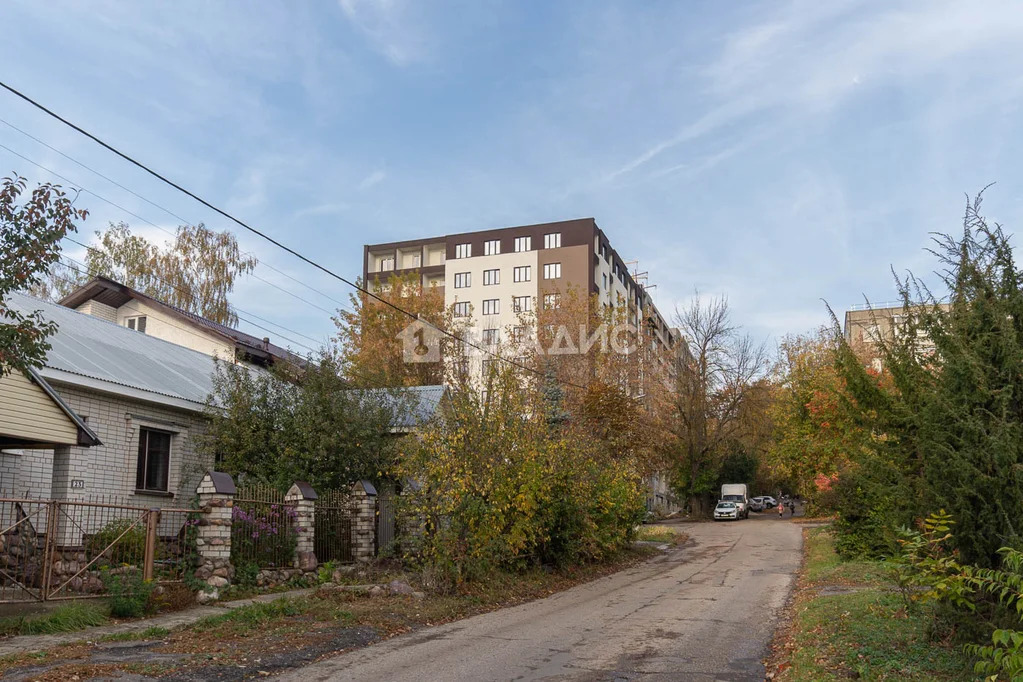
262, 337, 270, 350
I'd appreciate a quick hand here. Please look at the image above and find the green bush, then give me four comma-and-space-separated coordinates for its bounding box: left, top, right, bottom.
233, 561, 260, 588
87, 518, 147, 567
101, 567, 155, 618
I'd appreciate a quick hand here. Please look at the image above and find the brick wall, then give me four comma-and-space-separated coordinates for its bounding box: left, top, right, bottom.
0, 382, 212, 505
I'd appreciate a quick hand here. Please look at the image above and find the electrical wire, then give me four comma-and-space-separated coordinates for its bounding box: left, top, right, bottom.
0, 140, 346, 319
0, 80, 586, 389
0, 114, 355, 313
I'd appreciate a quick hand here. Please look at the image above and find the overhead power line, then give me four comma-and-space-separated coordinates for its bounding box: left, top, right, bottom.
0, 80, 581, 389
0, 139, 347, 318
0, 114, 355, 312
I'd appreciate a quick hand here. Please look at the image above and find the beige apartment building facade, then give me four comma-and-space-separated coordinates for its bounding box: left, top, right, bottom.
364, 218, 678, 372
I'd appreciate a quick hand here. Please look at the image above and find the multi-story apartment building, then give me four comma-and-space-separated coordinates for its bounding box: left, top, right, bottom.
363, 218, 678, 366
365, 217, 681, 514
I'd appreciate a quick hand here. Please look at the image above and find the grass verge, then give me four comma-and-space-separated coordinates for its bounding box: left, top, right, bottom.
0, 602, 109, 638
767, 527, 971, 681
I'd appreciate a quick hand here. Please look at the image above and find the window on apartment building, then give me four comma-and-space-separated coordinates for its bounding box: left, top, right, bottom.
453, 359, 469, 379
455, 243, 472, 259
602, 273, 607, 290
512, 326, 527, 343
453, 301, 471, 317
126, 316, 147, 334
136, 427, 171, 493
544, 232, 561, 249
600, 244, 608, 261
484, 239, 500, 256
482, 299, 500, 315
482, 328, 499, 345
514, 236, 531, 252
380, 256, 395, 271
512, 296, 532, 313
543, 263, 561, 280
513, 265, 530, 282
482, 359, 495, 376
483, 269, 500, 286
544, 293, 562, 310
454, 272, 471, 288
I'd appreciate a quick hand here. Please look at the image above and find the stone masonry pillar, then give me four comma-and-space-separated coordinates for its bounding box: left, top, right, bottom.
194, 471, 236, 601
351, 480, 377, 563
285, 481, 317, 573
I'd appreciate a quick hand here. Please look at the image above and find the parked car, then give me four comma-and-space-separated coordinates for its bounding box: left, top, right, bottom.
713, 501, 739, 521
760, 496, 778, 509
748, 498, 764, 512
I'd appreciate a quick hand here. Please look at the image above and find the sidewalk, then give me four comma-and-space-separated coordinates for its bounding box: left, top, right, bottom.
0, 587, 317, 658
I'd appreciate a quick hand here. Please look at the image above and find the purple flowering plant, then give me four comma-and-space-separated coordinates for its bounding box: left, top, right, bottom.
230, 503, 298, 567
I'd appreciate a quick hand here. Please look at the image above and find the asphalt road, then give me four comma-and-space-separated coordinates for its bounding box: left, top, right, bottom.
278, 513, 802, 682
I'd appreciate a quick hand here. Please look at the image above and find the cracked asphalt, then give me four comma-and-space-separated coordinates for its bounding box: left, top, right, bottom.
278, 514, 802, 681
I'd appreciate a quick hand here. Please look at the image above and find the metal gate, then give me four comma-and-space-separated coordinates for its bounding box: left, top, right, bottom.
375, 490, 396, 555
314, 489, 354, 564
0, 497, 204, 603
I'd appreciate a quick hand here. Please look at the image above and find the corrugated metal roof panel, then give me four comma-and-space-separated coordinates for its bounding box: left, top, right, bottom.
361, 384, 446, 429
7, 291, 219, 409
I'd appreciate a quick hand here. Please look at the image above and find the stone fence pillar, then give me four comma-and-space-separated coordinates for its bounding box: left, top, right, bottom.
351, 480, 377, 563
285, 481, 317, 573
195, 471, 235, 601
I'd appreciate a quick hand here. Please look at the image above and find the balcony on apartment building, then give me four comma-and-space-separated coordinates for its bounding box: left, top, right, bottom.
366, 242, 446, 293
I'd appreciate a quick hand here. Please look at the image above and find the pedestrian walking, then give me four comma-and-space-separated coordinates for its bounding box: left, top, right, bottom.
778, 502, 784, 519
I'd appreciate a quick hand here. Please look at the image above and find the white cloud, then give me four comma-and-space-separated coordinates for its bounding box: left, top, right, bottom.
357, 169, 387, 191
338, 0, 425, 65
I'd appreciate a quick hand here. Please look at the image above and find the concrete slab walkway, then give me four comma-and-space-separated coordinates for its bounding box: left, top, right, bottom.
0, 587, 317, 658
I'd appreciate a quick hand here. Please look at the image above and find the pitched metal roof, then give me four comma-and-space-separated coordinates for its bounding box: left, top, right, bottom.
360, 384, 446, 432
7, 291, 219, 411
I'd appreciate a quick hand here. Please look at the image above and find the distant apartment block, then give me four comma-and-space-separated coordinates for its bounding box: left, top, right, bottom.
363, 218, 679, 373
843, 301, 951, 347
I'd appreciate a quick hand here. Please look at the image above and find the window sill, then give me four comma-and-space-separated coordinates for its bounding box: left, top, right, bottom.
133, 489, 174, 498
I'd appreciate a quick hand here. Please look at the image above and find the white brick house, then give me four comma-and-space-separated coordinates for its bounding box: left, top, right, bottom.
1, 291, 218, 505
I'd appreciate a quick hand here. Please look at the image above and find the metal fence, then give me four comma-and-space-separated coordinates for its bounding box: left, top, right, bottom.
0, 495, 205, 603
376, 490, 396, 556
315, 488, 354, 564
231, 484, 297, 569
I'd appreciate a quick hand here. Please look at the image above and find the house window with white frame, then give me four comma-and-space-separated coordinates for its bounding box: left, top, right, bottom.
454, 272, 471, 288
514, 236, 531, 252
125, 316, 148, 334
482, 328, 499, 345
512, 325, 527, 343
454, 243, 472, 259
453, 301, 471, 317
513, 265, 530, 283
483, 269, 500, 286
513, 295, 532, 313
543, 262, 561, 280
484, 239, 500, 256
544, 232, 561, 249
482, 299, 500, 315
136, 427, 171, 493
544, 293, 561, 310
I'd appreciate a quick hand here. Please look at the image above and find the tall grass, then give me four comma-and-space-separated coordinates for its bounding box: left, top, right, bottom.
0, 602, 109, 637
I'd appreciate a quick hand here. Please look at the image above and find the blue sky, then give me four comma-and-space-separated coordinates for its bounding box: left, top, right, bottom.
3, 0, 1023, 353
